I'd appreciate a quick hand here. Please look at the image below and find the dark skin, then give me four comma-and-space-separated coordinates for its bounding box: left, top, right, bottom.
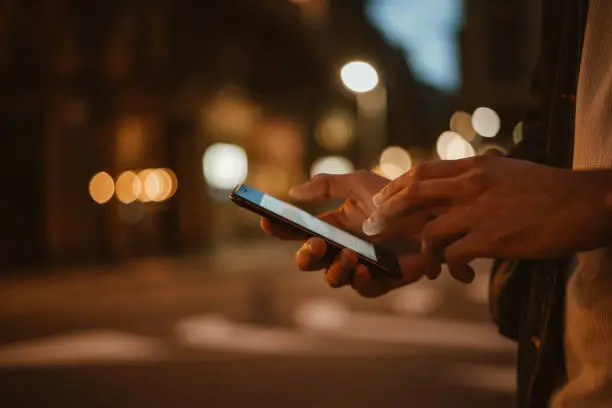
367, 156, 612, 275
261, 171, 475, 298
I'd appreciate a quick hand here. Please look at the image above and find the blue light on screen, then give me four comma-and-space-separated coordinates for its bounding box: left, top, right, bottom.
366, 0, 464, 93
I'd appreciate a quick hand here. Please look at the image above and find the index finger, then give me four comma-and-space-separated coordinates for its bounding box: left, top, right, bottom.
288, 173, 366, 203
373, 160, 465, 207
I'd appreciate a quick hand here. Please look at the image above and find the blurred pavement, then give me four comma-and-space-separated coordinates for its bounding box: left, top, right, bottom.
0, 241, 517, 408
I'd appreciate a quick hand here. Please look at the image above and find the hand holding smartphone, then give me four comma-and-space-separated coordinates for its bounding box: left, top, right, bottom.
230, 184, 402, 278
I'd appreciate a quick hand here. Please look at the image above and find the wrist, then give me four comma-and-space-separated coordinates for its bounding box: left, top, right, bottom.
582, 169, 612, 247
605, 177, 612, 233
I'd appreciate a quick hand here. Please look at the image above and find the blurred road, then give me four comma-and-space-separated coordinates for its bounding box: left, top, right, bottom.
0, 242, 517, 408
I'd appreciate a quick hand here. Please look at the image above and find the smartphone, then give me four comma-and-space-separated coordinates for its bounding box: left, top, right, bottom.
229, 184, 402, 278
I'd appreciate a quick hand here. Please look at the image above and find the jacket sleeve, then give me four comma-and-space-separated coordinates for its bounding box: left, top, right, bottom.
507, 0, 557, 163
488, 80, 548, 342
488, 2, 555, 341
508, 50, 551, 162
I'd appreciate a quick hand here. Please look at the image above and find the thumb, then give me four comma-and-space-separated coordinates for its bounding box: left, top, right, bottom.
289, 173, 352, 202
397, 253, 426, 285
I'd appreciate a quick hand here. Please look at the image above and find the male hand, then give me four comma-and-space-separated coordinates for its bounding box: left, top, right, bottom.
261, 171, 434, 297
368, 156, 612, 275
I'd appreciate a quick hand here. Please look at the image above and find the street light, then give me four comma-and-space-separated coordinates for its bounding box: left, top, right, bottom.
472, 107, 501, 138
202, 143, 248, 191
340, 61, 380, 93
340, 61, 387, 168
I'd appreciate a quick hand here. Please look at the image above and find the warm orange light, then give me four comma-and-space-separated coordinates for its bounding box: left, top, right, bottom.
316, 112, 354, 151
136, 168, 178, 202
89, 172, 115, 204
163, 169, 178, 200
155, 169, 178, 201
379, 146, 412, 180
136, 169, 156, 202
115, 171, 141, 204
450, 111, 477, 142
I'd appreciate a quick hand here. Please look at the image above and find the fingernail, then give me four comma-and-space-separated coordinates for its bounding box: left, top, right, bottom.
372, 193, 383, 208
300, 241, 312, 254
362, 216, 383, 236
288, 187, 302, 198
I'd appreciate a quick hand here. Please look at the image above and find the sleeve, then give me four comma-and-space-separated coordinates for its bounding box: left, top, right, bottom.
508, 47, 550, 163
489, 0, 555, 341
507, 0, 555, 164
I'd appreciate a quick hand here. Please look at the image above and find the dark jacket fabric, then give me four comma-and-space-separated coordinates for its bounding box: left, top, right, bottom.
488, 1, 589, 407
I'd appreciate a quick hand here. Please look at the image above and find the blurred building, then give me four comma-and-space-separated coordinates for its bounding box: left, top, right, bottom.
0, 0, 450, 271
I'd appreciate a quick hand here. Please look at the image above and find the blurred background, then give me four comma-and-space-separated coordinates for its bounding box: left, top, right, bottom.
0, 0, 540, 406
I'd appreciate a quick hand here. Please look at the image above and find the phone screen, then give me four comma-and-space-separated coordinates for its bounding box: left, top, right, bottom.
258, 194, 378, 261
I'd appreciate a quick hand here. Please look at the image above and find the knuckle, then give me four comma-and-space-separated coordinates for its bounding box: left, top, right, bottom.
467, 168, 491, 189
410, 163, 429, 181
470, 154, 492, 168
403, 181, 420, 199
421, 224, 436, 245
311, 173, 329, 183
444, 246, 470, 265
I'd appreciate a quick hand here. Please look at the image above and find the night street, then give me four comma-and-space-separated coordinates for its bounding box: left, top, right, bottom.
0, 1, 581, 406
0, 244, 516, 408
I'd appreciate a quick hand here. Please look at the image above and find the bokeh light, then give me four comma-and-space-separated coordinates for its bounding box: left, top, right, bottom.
513, 121, 523, 144
156, 168, 178, 201
202, 143, 248, 190
445, 133, 476, 160
478, 144, 508, 156
472, 107, 500, 138
144, 171, 163, 202
379, 146, 412, 179
115, 171, 141, 204
249, 165, 291, 197
371, 165, 385, 177
315, 112, 354, 151
450, 110, 477, 141
436, 130, 460, 159
89, 172, 115, 204
340, 61, 380, 93
202, 90, 258, 139
136, 169, 177, 203
310, 156, 354, 177
136, 169, 157, 202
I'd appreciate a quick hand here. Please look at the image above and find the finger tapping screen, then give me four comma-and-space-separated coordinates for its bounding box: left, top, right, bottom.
260, 194, 378, 261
